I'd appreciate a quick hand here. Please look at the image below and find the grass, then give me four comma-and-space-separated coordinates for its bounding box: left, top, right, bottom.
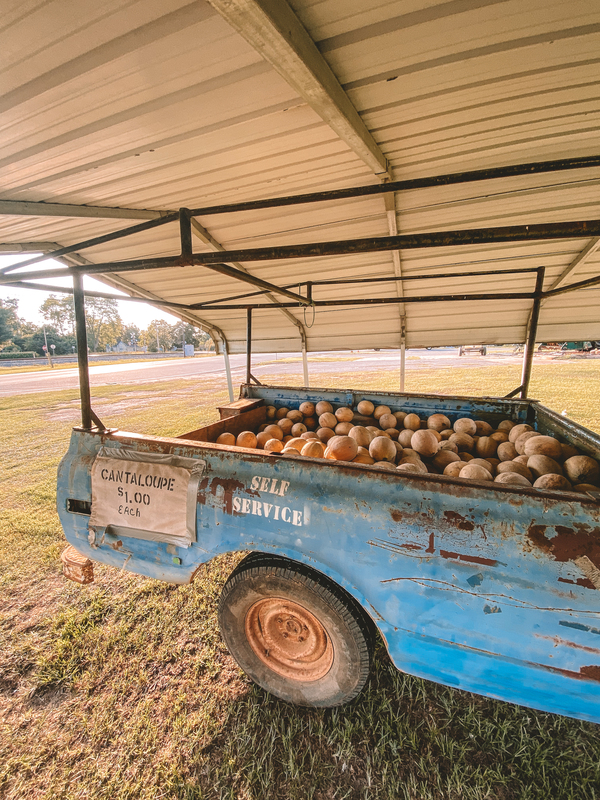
2, 362, 600, 799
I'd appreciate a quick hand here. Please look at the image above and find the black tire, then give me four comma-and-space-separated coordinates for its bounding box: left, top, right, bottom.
218, 554, 374, 707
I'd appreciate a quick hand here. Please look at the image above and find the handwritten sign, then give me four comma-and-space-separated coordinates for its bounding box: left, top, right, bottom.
89, 448, 204, 545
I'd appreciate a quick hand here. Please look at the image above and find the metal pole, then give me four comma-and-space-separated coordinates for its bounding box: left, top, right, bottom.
73, 272, 93, 429
520, 267, 546, 399
42, 325, 54, 368
302, 344, 309, 387
400, 342, 406, 392
246, 307, 252, 385
223, 344, 234, 402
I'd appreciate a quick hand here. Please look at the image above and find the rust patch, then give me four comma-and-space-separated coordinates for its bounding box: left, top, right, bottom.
399, 542, 423, 551
391, 509, 402, 523
443, 511, 475, 531
557, 576, 596, 590
197, 476, 255, 516
526, 523, 600, 565
535, 634, 600, 656
426, 532, 435, 554
440, 550, 498, 567
580, 665, 600, 681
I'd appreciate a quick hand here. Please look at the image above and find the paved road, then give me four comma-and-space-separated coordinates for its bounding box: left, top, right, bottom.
0, 347, 567, 398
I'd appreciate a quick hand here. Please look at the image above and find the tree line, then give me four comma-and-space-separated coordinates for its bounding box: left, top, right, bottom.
0, 295, 214, 356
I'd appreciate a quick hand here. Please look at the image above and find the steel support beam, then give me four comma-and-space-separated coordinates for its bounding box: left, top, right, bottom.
246, 308, 253, 386
520, 268, 546, 399
189, 155, 600, 217
72, 273, 93, 430
6, 220, 600, 286
0, 199, 171, 220
223, 345, 234, 402
207, 0, 388, 177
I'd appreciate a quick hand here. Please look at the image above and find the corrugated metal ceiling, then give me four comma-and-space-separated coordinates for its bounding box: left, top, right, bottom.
1, 0, 599, 352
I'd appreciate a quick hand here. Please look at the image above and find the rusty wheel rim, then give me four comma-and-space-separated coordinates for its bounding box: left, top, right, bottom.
245, 597, 334, 681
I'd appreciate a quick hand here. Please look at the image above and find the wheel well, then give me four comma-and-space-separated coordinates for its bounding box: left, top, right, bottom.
230, 551, 379, 650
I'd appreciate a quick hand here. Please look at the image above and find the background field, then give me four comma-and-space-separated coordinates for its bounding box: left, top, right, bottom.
2, 362, 600, 800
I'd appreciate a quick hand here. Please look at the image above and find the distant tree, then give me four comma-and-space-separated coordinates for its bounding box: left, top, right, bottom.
39, 295, 75, 336
170, 321, 214, 351
0, 298, 21, 346
84, 297, 122, 352
147, 319, 172, 352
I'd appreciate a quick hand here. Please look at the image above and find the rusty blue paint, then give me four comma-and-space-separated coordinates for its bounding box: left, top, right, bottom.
57, 385, 600, 724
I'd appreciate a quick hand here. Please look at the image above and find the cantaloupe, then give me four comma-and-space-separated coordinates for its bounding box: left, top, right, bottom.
459, 464, 492, 481
475, 420, 493, 436
496, 441, 518, 462
449, 432, 474, 452
515, 430, 542, 454
563, 455, 600, 485
256, 431, 272, 448
454, 418, 477, 436
315, 400, 333, 415
369, 436, 397, 462
299, 401, 315, 416
560, 443, 579, 461
379, 413, 397, 430
287, 409, 303, 423
316, 427, 336, 443
533, 474, 572, 491
303, 416, 317, 430
328, 436, 359, 461
523, 435, 562, 459
527, 455, 563, 479
393, 411, 407, 424
301, 440, 326, 458
443, 461, 468, 477
349, 426, 372, 448
410, 429, 439, 458
264, 424, 283, 441
508, 423, 532, 443
427, 413, 451, 432
276, 407, 289, 420
318, 412, 337, 429
494, 472, 531, 487
216, 432, 236, 445
398, 429, 414, 447
496, 461, 535, 484
476, 437, 497, 459
291, 423, 307, 437
490, 431, 509, 444
335, 407, 354, 422
264, 438, 284, 452
335, 421, 354, 435
301, 431, 319, 440
374, 405, 392, 419
277, 418, 294, 435
357, 400, 375, 416
573, 483, 600, 493
384, 428, 400, 441
286, 437, 307, 452
396, 462, 423, 474
403, 413, 421, 431
469, 458, 494, 473
237, 431, 257, 448
352, 453, 375, 465
373, 461, 397, 471
266, 406, 277, 420
432, 450, 461, 470
497, 419, 516, 432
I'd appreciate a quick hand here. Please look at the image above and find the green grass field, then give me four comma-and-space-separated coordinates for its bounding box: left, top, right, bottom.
2, 363, 600, 799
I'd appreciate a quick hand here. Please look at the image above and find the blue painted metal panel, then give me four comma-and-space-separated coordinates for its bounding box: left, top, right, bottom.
56, 385, 600, 723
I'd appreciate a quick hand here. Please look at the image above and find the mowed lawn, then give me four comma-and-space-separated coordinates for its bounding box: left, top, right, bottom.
2, 361, 600, 800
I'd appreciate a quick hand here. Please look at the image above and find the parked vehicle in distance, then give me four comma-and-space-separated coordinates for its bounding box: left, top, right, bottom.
458, 345, 487, 356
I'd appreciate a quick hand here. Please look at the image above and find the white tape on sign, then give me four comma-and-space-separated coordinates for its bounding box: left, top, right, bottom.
89, 448, 205, 545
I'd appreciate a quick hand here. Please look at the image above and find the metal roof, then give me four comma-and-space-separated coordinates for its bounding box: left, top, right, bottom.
1, 0, 599, 353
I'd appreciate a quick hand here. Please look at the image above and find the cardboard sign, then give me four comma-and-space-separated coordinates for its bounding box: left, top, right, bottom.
89, 448, 204, 545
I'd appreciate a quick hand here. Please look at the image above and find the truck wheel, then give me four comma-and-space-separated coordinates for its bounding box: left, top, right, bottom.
218, 554, 374, 707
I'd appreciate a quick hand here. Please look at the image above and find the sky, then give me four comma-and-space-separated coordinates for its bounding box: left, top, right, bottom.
0, 254, 179, 329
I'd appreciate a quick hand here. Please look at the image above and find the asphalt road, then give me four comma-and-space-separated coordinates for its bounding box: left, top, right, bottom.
0, 347, 558, 398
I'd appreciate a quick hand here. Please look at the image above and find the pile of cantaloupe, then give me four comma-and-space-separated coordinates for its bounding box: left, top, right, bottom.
215, 400, 600, 494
